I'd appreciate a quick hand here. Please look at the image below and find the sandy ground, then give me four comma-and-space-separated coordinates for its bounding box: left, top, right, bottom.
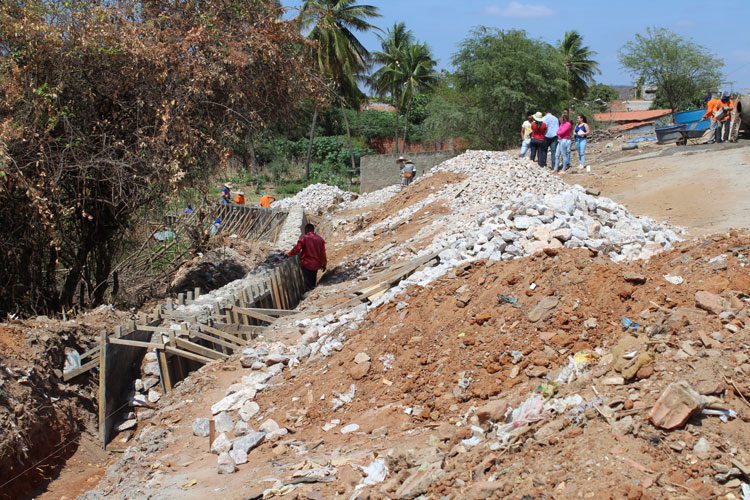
567, 140, 750, 236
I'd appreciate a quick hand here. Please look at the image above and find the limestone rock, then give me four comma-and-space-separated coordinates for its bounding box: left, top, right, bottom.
217, 452, 236, 474
192, 417, 210, 437
214, 412, 234, 434
239, 401, 260, 422
233, 431, 265, 453
211, 432, 232, 454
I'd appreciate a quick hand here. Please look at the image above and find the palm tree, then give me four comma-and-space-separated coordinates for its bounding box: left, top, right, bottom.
559, 30, 600, 99
300, 0, 381, 177
370, 22, 412, 153
399, 42, 438, 153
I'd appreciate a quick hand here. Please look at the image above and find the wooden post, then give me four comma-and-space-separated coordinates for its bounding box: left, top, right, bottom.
195, 287, 201, 298
157, 347, 172, 393
98, 330, 108, 449
178, 293, 185, 306
209, 419, 216, 451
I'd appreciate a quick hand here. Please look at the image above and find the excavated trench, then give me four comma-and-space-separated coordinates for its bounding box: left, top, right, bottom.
0, 207, 307, 499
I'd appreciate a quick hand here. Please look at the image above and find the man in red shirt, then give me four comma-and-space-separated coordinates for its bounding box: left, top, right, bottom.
286, 223, 327, 291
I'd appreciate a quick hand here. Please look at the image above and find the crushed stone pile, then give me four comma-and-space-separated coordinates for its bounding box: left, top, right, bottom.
340, 184, 400, 210
272, 183, 354, 213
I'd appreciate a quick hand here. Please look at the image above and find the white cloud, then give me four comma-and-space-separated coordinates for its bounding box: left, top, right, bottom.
485, 2, 555, 18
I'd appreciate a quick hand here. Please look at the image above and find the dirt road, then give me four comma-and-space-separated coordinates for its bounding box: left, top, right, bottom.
569, 141, 750, 235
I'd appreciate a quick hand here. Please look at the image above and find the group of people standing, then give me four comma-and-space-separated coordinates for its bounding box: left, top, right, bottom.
521, 109, 590, 172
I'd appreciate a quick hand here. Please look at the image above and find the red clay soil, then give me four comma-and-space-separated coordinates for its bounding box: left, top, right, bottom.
0, 309, 129, 500
88, 231, 750, 500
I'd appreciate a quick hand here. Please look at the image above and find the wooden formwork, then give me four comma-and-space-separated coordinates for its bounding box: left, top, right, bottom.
89, 255, 305, 446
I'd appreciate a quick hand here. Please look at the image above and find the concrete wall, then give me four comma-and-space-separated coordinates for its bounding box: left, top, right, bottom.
360, 150, 463, 193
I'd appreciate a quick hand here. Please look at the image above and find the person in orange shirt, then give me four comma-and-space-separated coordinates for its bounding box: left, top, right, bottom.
259, 192, 275, 208
234, 190, 245, 204
716, 91, 733, 143
701, 92, 732, 143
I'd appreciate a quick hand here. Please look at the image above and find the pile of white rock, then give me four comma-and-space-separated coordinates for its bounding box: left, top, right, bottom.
273, 183, 354, 212
428, 185, 682, 264
339, 184, 400, 210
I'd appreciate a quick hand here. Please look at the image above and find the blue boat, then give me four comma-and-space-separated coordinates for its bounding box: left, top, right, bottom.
674, 109, 710, 131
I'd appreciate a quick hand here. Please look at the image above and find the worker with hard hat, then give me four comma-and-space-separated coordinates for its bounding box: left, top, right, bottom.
234, 190, 245, 205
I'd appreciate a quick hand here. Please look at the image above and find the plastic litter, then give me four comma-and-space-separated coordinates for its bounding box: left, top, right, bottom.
509, 394, 545, 428
621, 318, 639, 329
554, 350, 598, 384
627, 136, 657, 144
359, 458, 388, 486
500, 295, 518, 304
663, 274, 684, 285
462, 435, 482, 449
63, 349, 81, 375
544, 394, 584, 415
153, 230, 176, 241
535, 382, 558, 398
702, 408, 738, 423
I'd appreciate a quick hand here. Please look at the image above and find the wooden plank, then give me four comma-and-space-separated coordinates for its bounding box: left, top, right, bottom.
233, 306, 276, 324
174, 337, 228, 360
157, 347, 172, 393
109, 338, 163, 349
78, 345, 100, 362
98, 331, 107, 447
165, 345, 214, 365
279, 265, 291, 310
200, 324, 248, 346
239, 307, 297, 317
269, 268, 283, 309
189, 329, 242, 352
63, 356, 100, 381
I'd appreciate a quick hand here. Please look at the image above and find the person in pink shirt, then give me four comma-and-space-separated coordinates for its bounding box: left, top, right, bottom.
555, 114, 572, 173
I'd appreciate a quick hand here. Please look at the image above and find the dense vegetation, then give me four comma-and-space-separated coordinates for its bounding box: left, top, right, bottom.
0, 0, 325, 314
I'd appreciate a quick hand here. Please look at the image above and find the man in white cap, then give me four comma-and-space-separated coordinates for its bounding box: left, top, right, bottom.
221, 182, 232, 204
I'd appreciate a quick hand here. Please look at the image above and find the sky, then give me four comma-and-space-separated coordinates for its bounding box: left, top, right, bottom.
281, 0, 750, 93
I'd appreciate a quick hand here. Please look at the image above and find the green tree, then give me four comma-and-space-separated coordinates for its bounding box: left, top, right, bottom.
300, 0, 381, 177
559, 30, 600, 98
585, 83, 619, 109
426, 28, 567, 149
0, 0, 324, 315
619, 27, 723, 116
370, 22, 413, 153
399, 42, 438, 152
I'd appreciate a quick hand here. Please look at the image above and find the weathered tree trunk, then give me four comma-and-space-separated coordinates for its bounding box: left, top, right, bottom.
340, 102, 357, 172
305, 106, 318, 179
401, 98, 413, 154
247, 133, 257, 172
393, 87, 400, 154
